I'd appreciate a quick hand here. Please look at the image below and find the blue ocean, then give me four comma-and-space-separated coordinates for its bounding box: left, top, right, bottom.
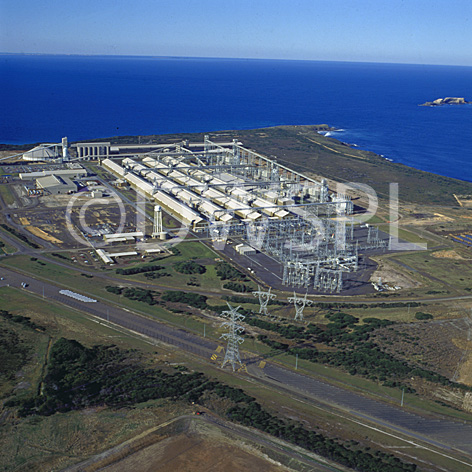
1, 55, 471, 181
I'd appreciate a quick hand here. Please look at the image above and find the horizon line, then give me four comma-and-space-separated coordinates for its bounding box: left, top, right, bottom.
0, 51, 471, 68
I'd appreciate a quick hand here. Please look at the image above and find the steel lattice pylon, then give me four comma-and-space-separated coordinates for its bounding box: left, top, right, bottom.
252, 285, 276, 315
220, 303, 246, 371
288, 291, 313, 321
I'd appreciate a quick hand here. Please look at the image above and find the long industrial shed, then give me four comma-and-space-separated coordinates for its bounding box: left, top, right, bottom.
102, 158, 205, 229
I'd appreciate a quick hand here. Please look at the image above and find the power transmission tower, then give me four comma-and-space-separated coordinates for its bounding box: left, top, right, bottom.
288, 291, 313, 321
220, 303, 246, 371
252, 285, 276, 315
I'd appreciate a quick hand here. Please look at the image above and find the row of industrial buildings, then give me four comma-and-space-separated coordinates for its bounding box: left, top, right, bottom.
18, 164, 87, 195
103, 154, 304, 232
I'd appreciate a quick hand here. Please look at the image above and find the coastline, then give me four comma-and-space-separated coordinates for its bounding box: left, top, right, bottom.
2, 125, 472, 205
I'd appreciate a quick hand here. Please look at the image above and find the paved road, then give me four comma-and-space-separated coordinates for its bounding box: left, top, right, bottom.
2, 266, 472, 462
260, 364, 472, 455
2, 234, 472, 305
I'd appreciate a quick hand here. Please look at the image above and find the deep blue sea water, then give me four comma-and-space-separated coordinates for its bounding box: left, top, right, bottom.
1, 55, 471, 181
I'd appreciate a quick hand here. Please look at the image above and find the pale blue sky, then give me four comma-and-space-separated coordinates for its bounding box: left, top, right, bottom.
1, 0, 471, 65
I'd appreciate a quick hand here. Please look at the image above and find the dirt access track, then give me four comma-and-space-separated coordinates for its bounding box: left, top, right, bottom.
63, 415, 340, 472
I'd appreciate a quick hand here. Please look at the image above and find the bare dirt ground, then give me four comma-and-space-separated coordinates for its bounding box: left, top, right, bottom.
432, 249, 471, 260
453, 194, 472, 208
401, 212, 455, 226
65, 418, 306, 472
369, 255, 422, 289
100, 431, 290, 472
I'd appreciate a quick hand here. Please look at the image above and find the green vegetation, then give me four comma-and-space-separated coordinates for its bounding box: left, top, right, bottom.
0, 237, 15, 254
51, 252, 70, 260
6, 337, 417, 472
228, 401, 417, 472
0, 185, 15, 206
162, 290, 209, 310
393, 250, 472, 293
0, 224, 40, 248
222, 294, 287, 306
283, 314, 471, 391
5, 337, 253, 417
0, 326, 30, 381
223, 281, 252, 292
415, 312, 434, 320
173, 260, 206, 274
116, 264, 164, 275
106, 242, 221, 289
246, 315, 308, 340
248, 311, 470, 393
143, 271, 171, 279
257, 335, 289, 351
216, 261, 247, 281
105, 286, 159, 305
0, 309, 45, 332
6, 338, 205, 416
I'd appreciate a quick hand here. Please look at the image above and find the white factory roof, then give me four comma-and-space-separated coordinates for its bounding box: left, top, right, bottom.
173, 187, 199, 206
126, 172, 155, 197
104, 231, 144, 239
36, 175, 62, 187
102, 158, 125, 177
96, 249, 113, 264
153, 190, 203, 226
105, 157, 292, 228
19, 168, 87, 180
142, 157, 173, 174
264, 191, 279, 202
218, 213, 235, 223
220, 197, 260, 220
235, 244, 256, 255
140, 157, 233, 223
36, 174, 76, 190
103, 158, 205, 228
201, 187, 227, 205
274, 209, 291, 219
144, 247, 163, 254
107, 251, 138, 258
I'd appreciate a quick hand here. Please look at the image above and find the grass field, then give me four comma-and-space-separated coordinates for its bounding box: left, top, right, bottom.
0, 237, 16, 255
105, 240, 256, 292
392, 250, 472, 293
0, 185, 15, 206
378, 223, 431, 245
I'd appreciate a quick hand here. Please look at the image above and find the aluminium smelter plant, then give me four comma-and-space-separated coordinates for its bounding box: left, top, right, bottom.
102, 136, 389, 292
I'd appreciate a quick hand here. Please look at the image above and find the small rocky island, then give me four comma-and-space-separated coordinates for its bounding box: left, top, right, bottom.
419, 97, 471, 106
